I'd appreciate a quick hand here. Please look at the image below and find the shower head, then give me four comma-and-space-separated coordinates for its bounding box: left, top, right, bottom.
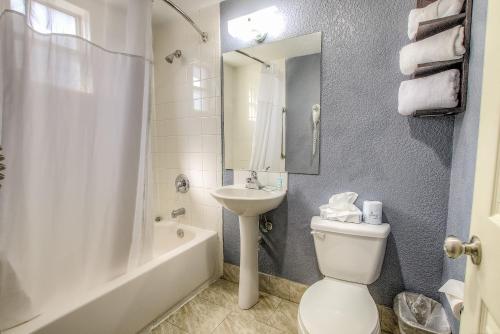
165, 49, 182, 63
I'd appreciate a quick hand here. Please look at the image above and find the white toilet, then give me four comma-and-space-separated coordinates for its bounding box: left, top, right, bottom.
298, 217, 391, 334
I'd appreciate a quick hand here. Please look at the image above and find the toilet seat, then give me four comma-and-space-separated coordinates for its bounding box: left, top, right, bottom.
298, 278, 380, 334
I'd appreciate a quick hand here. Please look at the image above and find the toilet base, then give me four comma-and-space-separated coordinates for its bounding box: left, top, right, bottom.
297, 278, 380, 334
297, 311, 306, 334
298, 309, 380, 334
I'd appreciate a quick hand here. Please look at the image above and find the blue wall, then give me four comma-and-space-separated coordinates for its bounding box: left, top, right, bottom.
441, 1, 488, 332
221, 0, 455, 306
285, 53, 321, 174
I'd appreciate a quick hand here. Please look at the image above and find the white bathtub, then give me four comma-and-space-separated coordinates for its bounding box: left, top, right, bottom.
7, 222, 218, 334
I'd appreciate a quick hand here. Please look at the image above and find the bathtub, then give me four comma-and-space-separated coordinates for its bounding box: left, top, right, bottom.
7, 222, 219, 334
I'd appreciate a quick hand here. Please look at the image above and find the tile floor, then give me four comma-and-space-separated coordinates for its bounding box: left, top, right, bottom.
150, 279, 299, 334
147, 278, 395, 334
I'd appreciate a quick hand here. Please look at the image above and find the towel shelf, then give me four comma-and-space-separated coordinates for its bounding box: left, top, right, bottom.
410, 0, 472, 118
414, 107, 464, 118
414, 13, 466, 41
414, 59, 463, 77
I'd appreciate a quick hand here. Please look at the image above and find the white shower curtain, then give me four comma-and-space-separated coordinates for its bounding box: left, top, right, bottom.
249, 64, 284, 171
0, 0, 153, 330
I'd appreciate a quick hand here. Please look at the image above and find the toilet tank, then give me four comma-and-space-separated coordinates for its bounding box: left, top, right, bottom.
311, 217, 390, 284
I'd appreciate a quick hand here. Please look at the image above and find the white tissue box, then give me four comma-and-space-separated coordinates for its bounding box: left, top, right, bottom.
319, 206, 362, 224
319, 192, 363, 224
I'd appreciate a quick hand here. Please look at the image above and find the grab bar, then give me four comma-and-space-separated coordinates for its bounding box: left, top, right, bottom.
281, 107, 286, 159
0, 146, 5, 188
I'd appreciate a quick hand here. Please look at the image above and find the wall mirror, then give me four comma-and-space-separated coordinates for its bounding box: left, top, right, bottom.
223, 32, 321, 174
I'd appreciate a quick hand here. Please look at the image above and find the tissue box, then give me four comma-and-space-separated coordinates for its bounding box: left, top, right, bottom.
319, 206, 362, 224
319, 192, 363, 224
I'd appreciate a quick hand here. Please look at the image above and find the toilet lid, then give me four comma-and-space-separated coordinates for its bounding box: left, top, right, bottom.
298, 278, 379, 334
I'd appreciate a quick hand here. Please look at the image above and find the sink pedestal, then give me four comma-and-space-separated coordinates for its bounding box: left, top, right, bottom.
238, 215, 259, 309
209, 185, 286, 310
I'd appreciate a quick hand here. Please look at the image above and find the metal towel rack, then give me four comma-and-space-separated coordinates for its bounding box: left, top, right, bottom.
412, 0, 473, 117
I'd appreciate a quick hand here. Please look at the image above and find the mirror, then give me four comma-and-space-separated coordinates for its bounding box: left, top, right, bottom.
223, 32, 321, 174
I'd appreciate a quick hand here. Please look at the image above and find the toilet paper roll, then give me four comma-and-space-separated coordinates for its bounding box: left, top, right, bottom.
362, 201, 382, 225
447, 295, 464, 319
439, 279, 464, 319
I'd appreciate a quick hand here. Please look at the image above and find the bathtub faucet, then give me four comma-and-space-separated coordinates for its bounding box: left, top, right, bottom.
171, 208, 186, 219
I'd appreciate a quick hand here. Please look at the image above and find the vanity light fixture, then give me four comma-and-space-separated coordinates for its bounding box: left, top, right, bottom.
228, 6, 285, 43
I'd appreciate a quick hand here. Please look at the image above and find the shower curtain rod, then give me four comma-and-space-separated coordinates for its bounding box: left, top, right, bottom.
235, 50, 270, 68
160, 0, 208, 43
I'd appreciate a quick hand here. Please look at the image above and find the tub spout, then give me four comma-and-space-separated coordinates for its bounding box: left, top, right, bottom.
171, 208, 185, 219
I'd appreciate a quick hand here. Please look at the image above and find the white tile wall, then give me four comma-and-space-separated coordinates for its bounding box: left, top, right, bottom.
223, 60, 286, 171
152, 4, 223, 271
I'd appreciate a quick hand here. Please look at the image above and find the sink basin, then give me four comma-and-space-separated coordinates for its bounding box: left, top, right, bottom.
211, 185, 286, 217
210, 185, 286, 309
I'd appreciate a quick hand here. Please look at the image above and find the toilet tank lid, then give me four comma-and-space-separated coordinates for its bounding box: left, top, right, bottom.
311, 217, 390, 238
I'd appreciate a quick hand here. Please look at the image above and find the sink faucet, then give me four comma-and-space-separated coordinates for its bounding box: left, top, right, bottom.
245, 171, 263, 190
171, 208, 185, 219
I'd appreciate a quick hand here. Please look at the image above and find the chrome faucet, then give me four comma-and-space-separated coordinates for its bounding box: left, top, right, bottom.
171, 208, 186, 219
245, 171, 263, 190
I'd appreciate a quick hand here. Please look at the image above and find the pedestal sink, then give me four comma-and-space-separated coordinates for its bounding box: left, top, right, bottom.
210, 185, 286, 309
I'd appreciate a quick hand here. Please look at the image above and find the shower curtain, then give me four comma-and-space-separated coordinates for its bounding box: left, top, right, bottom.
0, 0, 153, 330
249, 64, 284, 171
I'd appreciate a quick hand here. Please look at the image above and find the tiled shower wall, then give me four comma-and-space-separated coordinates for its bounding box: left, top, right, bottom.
152, 4, 223, 267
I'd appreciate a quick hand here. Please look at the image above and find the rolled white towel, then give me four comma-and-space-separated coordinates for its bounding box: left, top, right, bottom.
398, 69, 460, 116
400, 25, 465, 75
439, 0, 466, 16
408, 0, 465, 39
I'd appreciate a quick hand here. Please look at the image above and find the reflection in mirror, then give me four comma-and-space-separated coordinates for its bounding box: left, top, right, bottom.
223, 32, 321, 174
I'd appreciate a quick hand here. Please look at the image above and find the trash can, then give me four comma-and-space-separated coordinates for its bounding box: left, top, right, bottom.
393, 292, 451, 334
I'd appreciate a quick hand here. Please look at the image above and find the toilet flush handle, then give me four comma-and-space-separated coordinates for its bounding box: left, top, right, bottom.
311, 231, 325, 240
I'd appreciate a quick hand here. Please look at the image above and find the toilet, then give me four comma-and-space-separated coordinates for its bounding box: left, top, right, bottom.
298, 217, 391, 334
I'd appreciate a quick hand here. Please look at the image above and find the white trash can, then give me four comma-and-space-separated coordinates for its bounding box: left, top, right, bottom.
393, 292, 451, 334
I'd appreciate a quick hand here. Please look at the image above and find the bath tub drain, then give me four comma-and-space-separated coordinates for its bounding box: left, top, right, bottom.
177, 228, 184, 238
